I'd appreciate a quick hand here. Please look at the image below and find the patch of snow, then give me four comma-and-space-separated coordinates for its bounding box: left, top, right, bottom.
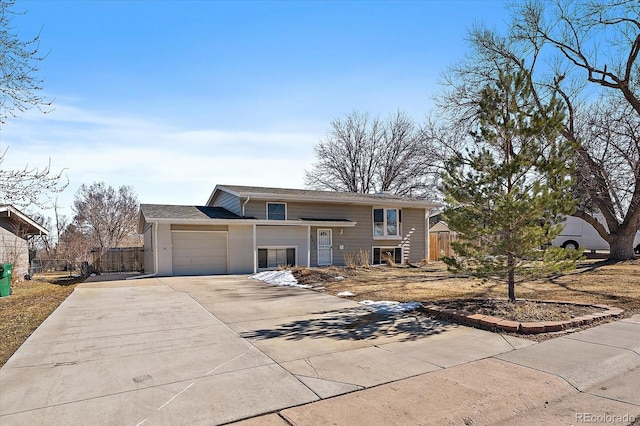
337, 291, 355, 297
334, 276, 345, 281
249, 270, 311, 289
359, 300, 421, 314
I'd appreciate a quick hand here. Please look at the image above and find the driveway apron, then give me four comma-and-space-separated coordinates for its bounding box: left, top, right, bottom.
0, 278, 319, 425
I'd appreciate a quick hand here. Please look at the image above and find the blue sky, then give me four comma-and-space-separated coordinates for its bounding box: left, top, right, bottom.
1, 0, 510, 219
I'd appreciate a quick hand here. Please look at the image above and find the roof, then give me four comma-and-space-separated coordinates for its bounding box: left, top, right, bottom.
140, 204, 249, 221
429, 221, 452, 233
0, 205, 49, 236
208, 184, 440, 208
138, 203, 357, 232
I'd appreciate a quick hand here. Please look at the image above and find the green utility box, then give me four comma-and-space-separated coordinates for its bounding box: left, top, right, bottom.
0, 263, 13, 297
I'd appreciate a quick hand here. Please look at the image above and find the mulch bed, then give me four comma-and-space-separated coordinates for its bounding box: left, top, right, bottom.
430, 299, 596, 322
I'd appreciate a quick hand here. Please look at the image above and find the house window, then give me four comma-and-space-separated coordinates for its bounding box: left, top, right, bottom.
258, 248, 296, 269
373, 208, 401, 238
267, 203, 286, 220
372, 247, 403, 265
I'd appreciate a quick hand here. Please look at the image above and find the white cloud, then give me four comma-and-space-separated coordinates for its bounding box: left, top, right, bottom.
1, 102, 319, 219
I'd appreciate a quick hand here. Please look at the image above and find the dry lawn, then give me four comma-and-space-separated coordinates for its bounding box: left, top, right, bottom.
0, 273, 81, 367
297, 260, 640, 314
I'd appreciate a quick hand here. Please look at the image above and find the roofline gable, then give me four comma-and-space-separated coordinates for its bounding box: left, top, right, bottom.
0, 205, 49, 236
206, 184, 240, 206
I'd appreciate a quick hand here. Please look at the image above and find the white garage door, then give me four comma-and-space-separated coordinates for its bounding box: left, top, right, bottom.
172, 231, 227, 275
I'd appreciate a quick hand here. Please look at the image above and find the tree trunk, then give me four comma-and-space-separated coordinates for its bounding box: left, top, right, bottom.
609, 233, 638, 261
507, 253, 516, 302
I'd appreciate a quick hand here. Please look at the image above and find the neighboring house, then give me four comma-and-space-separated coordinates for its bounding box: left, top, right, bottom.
138, 185, 439, 276
0, 205, 49, 278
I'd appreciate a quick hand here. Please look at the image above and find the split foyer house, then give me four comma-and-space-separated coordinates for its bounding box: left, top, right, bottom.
138, 185, 439, 276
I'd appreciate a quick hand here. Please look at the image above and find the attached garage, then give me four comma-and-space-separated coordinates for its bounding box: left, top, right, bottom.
171, 231, 228, 275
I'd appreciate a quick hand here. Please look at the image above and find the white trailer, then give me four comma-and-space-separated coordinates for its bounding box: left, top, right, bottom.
552, 215, 640, 254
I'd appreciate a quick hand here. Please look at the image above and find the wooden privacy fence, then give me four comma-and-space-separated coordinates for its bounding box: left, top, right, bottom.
429, 232, 456, 261
91, 247, 144, 273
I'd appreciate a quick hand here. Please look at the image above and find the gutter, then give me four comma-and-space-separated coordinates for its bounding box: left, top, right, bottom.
242, 195, 251, 217
144, 217, 357, 227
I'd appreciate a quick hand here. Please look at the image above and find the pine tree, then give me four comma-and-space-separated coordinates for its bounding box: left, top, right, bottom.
442, 70, 581, 302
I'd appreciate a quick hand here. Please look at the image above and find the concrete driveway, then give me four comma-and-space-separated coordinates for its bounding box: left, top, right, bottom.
1, 275, 638, 425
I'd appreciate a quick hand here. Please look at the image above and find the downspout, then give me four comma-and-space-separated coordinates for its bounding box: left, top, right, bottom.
128, 221, 159, 280
154, 220, 159, 275
242, 196, 251, 217
247, 196, 255, 273
307, 225, 311, 267
252, 224, 257, 273
425, 209, 430, 263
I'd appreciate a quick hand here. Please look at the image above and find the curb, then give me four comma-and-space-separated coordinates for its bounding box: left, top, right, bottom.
421, 299, 624, 334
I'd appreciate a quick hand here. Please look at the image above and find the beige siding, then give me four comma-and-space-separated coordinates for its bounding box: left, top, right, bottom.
0, 226, 28, 277
143, 225, 154, 274
171, 224, 228, 232
243, 200, 269, 219
307, 205, 427, 266
228, 225, 254, 273
244, 200, 362, 221
287, 202, 359, 221
400, 208, 427, 262
307, 204, 371, 267
256, 226, 309, 267
244, 200, 428, 266
210, 191, 242, 215
156, 223, 173, 276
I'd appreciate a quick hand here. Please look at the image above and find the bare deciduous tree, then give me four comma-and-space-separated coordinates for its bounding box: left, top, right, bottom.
57, 222, 92, 264
305, 111, 378, 193
0, 150, 67, 209
439, 0, 640, 260
71, 182, 141, 251
0, 1, 66, 208
29, 199, 68, 260
0, 0, 52, 123
305, 111, 437, 199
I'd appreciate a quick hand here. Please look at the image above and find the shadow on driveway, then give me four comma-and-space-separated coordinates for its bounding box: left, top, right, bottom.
241, 307, 455, 343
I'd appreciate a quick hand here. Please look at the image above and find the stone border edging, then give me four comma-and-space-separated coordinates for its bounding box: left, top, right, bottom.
421, 299, 624, 334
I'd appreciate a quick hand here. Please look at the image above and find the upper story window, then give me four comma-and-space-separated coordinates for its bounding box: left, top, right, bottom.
373, 208, 401, 238
267, 202, 286, 220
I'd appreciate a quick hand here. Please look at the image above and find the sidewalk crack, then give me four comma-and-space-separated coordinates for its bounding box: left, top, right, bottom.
304, 357, 321, 379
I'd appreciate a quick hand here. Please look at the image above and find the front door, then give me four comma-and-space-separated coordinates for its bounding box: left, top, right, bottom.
317, 229, 333, 265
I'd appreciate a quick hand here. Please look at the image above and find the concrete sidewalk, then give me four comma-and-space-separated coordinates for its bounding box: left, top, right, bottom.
0, 275, 638, 425
271, 316, 640, 426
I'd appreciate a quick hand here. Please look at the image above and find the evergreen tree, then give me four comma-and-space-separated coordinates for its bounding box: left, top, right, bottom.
442, 70, 581, 302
